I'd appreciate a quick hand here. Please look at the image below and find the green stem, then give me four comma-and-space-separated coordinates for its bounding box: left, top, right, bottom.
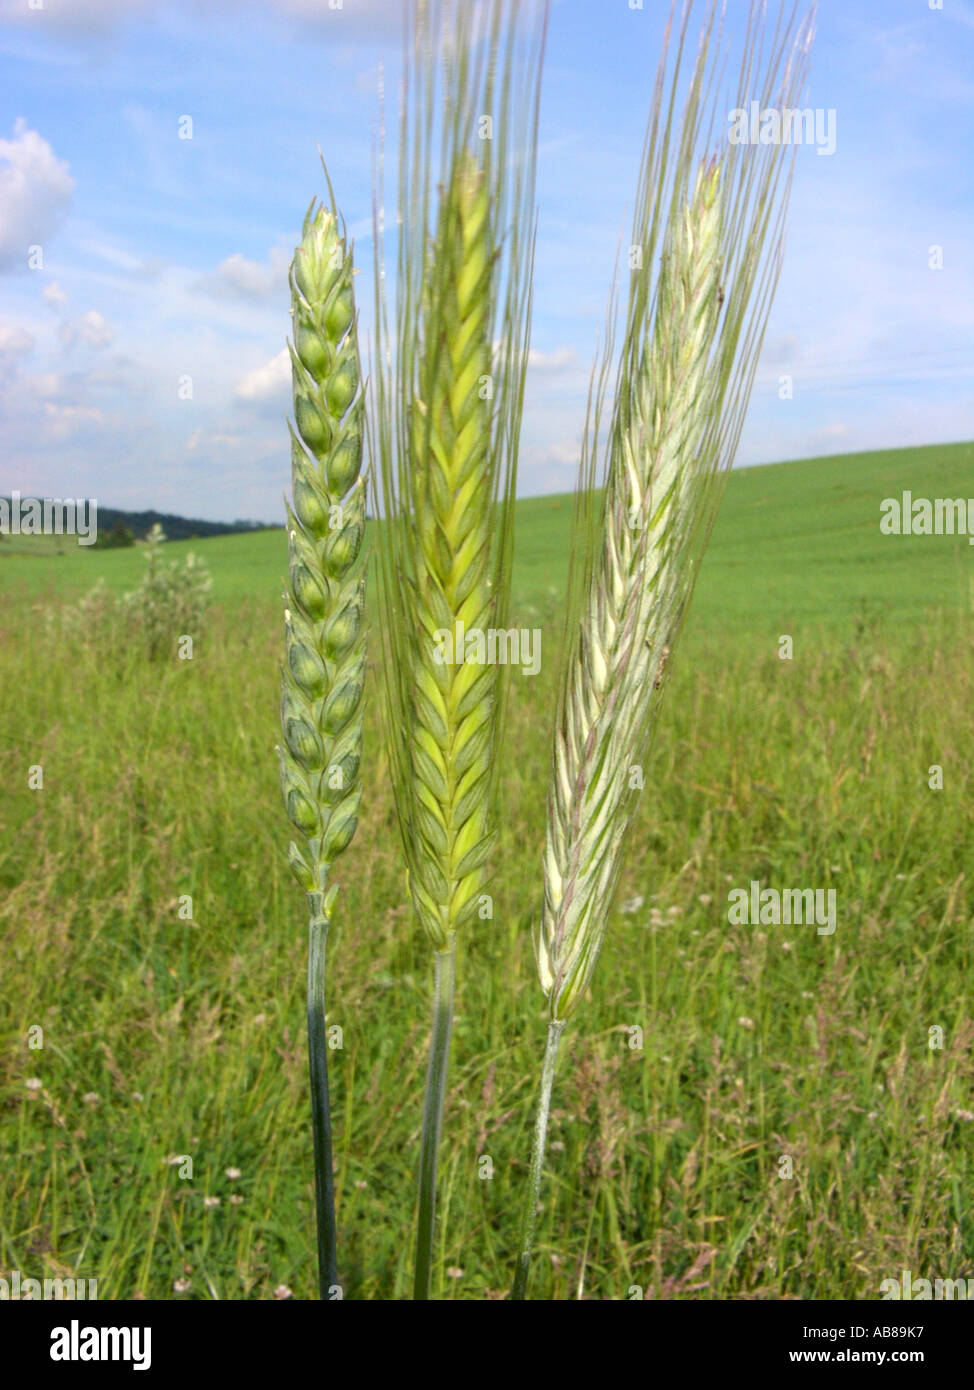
511, 1018, 566, 1301
413, 940, 457, 1300
307, 891, 338, 1299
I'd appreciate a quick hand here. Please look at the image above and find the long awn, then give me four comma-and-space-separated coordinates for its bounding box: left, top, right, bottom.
372, 0, 547, 1300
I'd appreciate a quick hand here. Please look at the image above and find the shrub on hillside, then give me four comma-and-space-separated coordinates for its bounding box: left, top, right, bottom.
93, 519, 136, 549
120, 523, 212, 659
47, 523, 212, 660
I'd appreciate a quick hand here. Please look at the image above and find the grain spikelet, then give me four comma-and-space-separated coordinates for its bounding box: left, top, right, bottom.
374, 0, 545, 952
281, 191, 366, 898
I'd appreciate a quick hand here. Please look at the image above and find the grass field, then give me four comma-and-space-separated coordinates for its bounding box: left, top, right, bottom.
1, 441, 972, 1299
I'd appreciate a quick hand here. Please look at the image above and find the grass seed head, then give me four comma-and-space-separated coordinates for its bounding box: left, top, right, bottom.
537, 1, 815, 1020
280, 191, 367, 901
373, 0, 547, 951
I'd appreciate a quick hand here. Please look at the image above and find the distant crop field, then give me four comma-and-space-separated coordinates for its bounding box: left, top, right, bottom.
1, 441, 971, 1300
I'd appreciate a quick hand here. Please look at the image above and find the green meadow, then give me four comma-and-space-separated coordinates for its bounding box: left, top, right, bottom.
4, 440, 974, 629
1, 441, 972, 1299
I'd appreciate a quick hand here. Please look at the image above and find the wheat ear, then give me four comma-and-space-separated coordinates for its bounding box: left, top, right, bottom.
540, 159, 723, 1027
513, 0, 815, 1298
279, 179, 366, 1300
373, 0, 547, 1300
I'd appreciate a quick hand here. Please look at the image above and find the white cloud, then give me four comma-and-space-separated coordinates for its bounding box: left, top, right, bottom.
60, 309, 114, 349
518, 439, 583, 494
199, 245, 291, 301
43, 401, 105, 424
0, 0, 404, 48
0, 0, 153, 34
186, 427, 244, 452
41, 400, 109, 440
257, 0, 404, 39
527, 346, 578, 372
235, 347, 290, 402
0, 322, 35, 361
73, 233, 166, 279
42, 280, 69, 306
0, 119, 76, 272
25, 371, 63, 399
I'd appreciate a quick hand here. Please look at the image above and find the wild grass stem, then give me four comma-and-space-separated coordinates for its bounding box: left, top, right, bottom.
511, 1018, 564, 1301
414, 942, 457, 1300
306, 892, 338, 1298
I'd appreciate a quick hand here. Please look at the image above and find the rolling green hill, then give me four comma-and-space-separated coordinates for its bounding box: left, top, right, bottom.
3, 441, 972, 636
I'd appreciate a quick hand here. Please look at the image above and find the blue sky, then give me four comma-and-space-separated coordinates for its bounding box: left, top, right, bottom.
1, 0, 972, 523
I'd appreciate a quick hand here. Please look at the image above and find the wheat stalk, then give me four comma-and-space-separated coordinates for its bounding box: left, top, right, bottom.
279, 175, 366, 1300
372, 0, 547, 1299
513, 0, 815, 1299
